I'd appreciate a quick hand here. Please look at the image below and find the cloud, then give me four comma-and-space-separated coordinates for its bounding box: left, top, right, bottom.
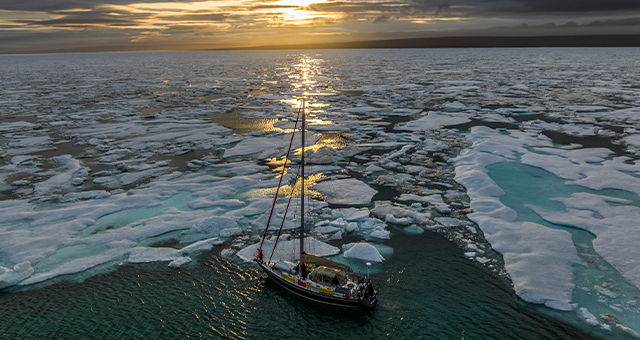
402, 0, 640, 17
521, 0, 640, 13
156, 13, 226, 22
305, 2, 406, 14
11, 7, 149, 28
0, 0, 201, 12
373, 15, 390, 23
434, 5, 450, 17
2, 0, 640, 54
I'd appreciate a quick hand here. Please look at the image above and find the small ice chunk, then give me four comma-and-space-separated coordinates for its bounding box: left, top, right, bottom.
579, 308, 599, 326
71, 178, 85, 186
443, 101, 467, 111
345, 222, 358, 233
476, 257, 490, 264
385, 214, 412, 225
336, 208, 370, 221
372, 201, 430, 225
594, 285, 618, 298
168, 257, 192, 268
617, 324, 640, 338
369, 228, 390, 239
435, 217, 466, 228
315, 226, 341, 234
221, 248, 235, 258
342, 242, 385, 262
10, 180, 29, 187
609, 305, 623, 313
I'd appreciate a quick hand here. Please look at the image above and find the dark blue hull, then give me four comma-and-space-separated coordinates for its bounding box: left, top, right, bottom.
257, 261, 378, 309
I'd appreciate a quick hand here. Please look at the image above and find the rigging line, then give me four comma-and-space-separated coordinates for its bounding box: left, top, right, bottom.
269, 166, 302, 263
258, 105, 302, 254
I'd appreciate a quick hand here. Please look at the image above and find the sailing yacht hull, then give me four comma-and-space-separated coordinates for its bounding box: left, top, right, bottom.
257, 261, 377, 308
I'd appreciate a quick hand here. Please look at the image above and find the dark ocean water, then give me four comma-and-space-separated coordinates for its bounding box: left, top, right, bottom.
0, 230, 601, 339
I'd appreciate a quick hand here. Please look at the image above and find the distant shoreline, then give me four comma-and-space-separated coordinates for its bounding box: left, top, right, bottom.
216, 34, 640, 51
2, 34, 639, 55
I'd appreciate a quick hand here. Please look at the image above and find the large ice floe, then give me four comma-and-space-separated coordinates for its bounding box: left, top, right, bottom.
452, 127, 581, 307
3, 48, 640, 338
454, 125, 640, 335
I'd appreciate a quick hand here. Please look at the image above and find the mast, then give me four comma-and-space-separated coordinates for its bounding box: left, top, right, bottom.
300, 98, 306, 261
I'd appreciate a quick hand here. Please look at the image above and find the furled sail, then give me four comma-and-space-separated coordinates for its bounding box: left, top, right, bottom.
301, 253, 351, 271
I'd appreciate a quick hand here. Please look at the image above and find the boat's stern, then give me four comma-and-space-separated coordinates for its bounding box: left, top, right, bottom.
361, 294, 378, 308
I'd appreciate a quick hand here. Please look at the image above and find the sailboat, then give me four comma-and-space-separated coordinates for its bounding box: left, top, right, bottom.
254, 97, 378, 308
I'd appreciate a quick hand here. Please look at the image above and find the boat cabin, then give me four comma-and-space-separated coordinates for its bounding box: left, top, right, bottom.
310, 266, 347, 287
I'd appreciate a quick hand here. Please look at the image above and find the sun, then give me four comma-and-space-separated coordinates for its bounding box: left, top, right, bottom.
268, 0, 334, 25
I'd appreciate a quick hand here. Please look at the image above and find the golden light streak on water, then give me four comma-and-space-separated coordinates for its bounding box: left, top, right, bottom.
307, 117, 333, 125
245, 172, 325, 199
266, 156, 293, 176
292, 132, 347, 153
316, 132, 347, 149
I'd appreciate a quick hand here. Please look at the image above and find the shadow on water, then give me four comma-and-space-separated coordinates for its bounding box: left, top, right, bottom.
0, 230, 601, 339
446, 118, 520, 131
541, 130, 627, 156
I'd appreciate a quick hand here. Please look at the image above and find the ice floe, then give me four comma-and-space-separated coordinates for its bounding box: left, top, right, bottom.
453, 128, 581, 307
342, 242, 385, 262
311, 178, 377, 206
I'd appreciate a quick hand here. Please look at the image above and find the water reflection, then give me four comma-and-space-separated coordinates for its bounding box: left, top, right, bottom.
202, 110, 287, 135
246, 172, 325, 199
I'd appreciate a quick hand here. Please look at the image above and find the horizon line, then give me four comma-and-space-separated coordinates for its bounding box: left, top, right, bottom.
2, 34, 640, 56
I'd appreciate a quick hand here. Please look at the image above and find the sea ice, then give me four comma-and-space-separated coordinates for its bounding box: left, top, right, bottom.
223, 133, 320, 160
236, 237, 339, 263
185, 216, 238, 235
580, 307, 599, 326
395, 111, 472, 131
453, 128, 581, 307
435, 217, 467, 228
371, 201, 430, 225
311, 178, 377, 206
385, 214, 412, 225
34, 155, 87, 196
168, 257, 192, 268
342, 242, 385, 262
594, 285, 618, 299
0, 261, 34, 289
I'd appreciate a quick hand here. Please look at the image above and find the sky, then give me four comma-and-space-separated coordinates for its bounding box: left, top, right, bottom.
1, 0, 640, 53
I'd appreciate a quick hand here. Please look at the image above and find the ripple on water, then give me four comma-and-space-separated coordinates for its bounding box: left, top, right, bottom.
0, 231, 602, 339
